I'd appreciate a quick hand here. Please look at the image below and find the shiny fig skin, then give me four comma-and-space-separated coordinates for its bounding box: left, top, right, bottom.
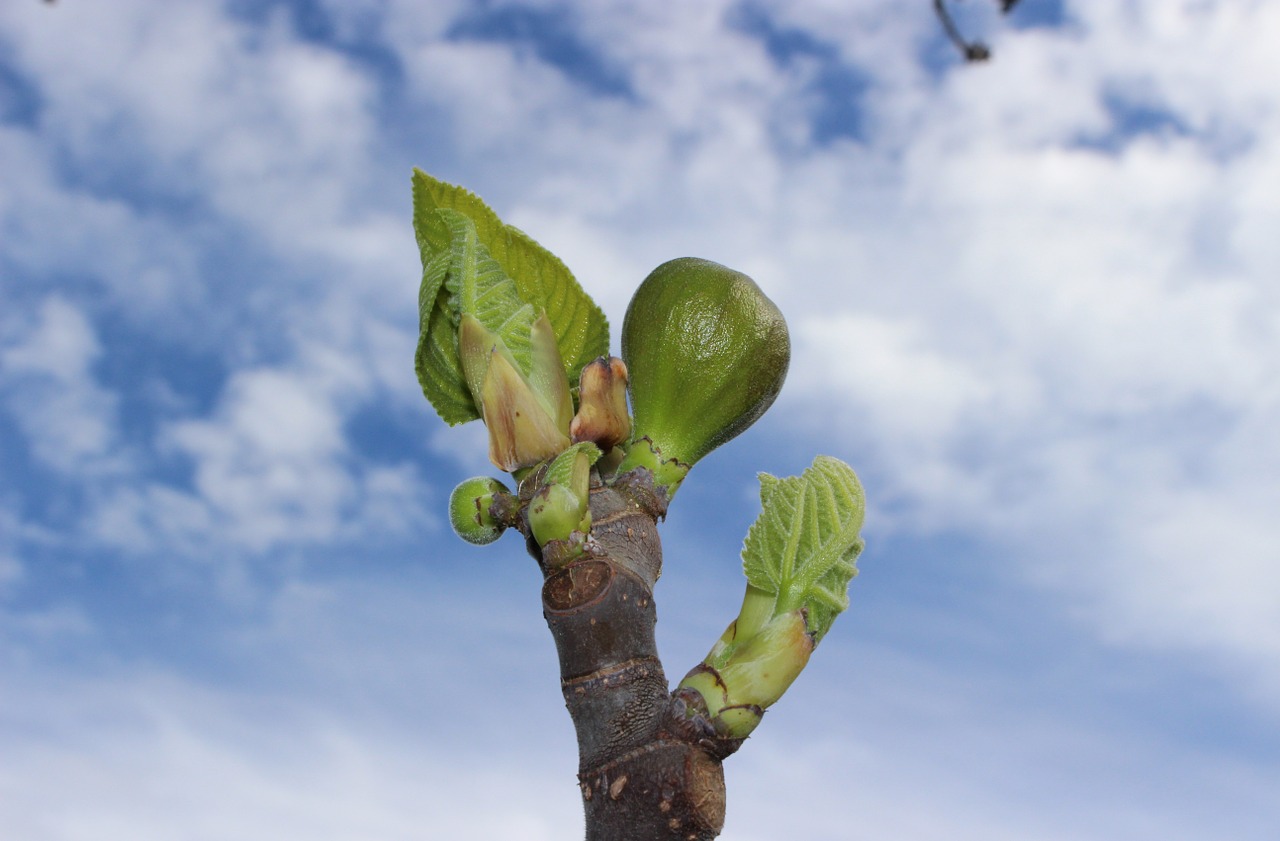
622, 258, 790, 467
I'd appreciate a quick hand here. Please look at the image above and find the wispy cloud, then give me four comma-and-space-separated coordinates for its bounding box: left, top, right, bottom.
2, 297, 125, 476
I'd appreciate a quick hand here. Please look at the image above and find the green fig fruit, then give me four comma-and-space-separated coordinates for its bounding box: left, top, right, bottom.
621, 257, 790, 473
448, 476, 514, 545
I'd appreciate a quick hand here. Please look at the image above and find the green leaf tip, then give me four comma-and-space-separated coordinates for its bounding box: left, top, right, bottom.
741, 455, 865, 644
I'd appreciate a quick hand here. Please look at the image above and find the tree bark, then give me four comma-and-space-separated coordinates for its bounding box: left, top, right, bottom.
527, 470, 741, 841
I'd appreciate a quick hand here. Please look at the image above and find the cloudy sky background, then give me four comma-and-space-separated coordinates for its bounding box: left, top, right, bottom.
2, 1, 1278, 838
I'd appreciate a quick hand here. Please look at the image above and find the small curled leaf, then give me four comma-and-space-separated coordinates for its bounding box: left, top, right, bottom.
741, 455, 865, 643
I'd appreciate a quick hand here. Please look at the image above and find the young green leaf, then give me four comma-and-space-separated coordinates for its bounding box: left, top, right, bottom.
439, 208, 538, 373
412, 169, 609, 374
415, 209, 538, 424
541, 440, 602, 489
741, 455, 865, 642
677, 456, 863, 739
415, 249, 476, 425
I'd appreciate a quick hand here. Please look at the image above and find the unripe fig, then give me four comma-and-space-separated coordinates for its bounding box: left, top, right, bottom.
448, 476, 513, 545
621, 257, 790, 470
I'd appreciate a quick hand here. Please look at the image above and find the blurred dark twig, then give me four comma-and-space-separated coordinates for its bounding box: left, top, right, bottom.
935, 0, 1025, 62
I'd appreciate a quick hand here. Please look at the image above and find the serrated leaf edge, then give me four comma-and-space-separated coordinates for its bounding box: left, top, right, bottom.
741, 456, 865, 616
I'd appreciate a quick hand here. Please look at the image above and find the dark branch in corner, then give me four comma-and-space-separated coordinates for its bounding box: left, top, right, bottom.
934, 0, 1025, 63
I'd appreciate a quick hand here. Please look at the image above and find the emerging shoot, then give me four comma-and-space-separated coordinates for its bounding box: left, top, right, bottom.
412, 170, 867, 841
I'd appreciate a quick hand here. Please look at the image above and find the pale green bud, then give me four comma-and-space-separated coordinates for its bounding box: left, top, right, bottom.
459, 312, 574, 473
715, 610, 812, 712
528, 445, 595, 546
678, 609, 814, 739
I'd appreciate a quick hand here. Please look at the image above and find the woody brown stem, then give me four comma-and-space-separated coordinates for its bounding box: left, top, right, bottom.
530, 471, 739, 840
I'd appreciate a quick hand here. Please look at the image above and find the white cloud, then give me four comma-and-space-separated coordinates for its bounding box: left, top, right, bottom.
0, 298, 432, 560
0, 297, 126, 476
844, 2, 1280, 691
85, 482, 217, 559
1, 0, 392, 285
795, 312, 995, 442
4, 602, 1276, 841
1078, 467, 1280, 695
60, 358, 361, 557
139, 355, 434, 555
0, 674, 582, 841
1, 0, 433, 559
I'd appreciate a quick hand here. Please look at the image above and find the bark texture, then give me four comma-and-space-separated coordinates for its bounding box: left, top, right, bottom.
526, 471, 741, 841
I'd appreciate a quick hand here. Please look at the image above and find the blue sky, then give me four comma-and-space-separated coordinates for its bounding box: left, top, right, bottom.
2, 1, 1278, 839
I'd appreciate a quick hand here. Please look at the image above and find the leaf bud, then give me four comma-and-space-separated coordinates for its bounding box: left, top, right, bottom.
570, 356, 631, 450
461, 312, 573, 472
678, 610, 813, 740
528, 444, 598, 547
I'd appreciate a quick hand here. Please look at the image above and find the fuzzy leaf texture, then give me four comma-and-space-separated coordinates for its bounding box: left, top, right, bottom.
741, 455, 865, 643
415, 209, 536, 423
543, 441, 603, 488
412, 169, 609, 381
443, 210, 538, 380
416, 245, 475, 424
